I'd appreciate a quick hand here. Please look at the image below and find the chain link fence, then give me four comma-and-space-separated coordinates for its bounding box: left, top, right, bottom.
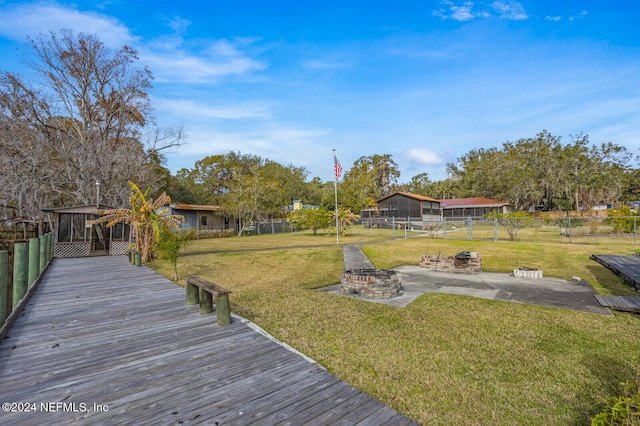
365, 216, 640, 245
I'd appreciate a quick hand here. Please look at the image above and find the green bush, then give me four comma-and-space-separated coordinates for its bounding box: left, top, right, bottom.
606, 206, 640, 234
195, 229, 236, 239
592, 380, 640, 426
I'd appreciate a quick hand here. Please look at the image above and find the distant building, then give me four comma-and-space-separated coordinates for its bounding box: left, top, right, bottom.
165, 203, 237, 233
289, 200, 319, 212
368, 192, 442, 227
440, 197, 513, 221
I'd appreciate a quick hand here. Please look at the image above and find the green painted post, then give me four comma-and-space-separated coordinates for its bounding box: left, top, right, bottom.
134, 252, 141, 267
215, 294, 232, 326
185, 281, 199, 305
48, 232, 54, 261
39, 234, 47, 273
0, 251, 7, 326
199, 288, 213, 314
12, 242, 29, 309
28, 237, 40, 287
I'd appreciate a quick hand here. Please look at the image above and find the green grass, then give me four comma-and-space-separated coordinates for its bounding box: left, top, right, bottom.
150, 227, 640, 425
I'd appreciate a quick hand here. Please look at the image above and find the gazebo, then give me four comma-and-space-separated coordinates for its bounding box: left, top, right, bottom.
42, 205, 130, 258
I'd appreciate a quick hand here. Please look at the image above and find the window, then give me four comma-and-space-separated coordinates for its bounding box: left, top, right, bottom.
201, 215, 208, 226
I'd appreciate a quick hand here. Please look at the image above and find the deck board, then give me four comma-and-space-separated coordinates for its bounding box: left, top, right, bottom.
0, 256, 418, 425
595, 295, 640, 312
591, 254, 640, 287
591, 254, 640, 312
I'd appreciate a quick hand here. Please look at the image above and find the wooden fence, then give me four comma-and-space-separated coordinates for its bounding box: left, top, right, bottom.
0, 233, 54, 340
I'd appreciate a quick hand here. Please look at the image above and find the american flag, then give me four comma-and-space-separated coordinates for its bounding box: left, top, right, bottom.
334, 155, 342, 180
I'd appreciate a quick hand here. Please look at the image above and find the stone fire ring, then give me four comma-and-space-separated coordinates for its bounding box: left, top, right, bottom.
340, 268, 403, 299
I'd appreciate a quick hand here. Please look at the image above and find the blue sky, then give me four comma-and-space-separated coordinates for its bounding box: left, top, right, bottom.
0, 1, 639, 183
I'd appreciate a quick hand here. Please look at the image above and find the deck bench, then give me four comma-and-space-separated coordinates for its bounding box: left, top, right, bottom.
126, 249, 142, 266
185, 276, 232, 325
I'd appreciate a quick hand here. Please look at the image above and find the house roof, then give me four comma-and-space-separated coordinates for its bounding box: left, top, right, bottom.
375, 191, 441, 204
41, 204, 118, 213
170, 203, 221, 212
440, 197, 510, 208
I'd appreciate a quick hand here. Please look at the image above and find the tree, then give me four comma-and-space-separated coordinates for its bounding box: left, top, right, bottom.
341, 154, 400, 213
94, 181, 183, 262
157, 228, 192, 280
335, 208, 360, 236
0, 30, 182, 216
185, 151, 317, 234
606, 206, 640, 234
485, 211, 533, 241
289, 207, 333, 235
446, 130, 636, 212
400, 172, 432, 195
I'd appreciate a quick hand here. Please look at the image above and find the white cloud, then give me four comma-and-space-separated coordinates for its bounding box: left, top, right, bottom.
433, 1, 476, 22
166, 16, 191, 34
407, 148, 444, 166
0, 4, 266, 83
450, 2, 475, 21
141, 38, 267, 83
154, 98, 272, 120
302, 59, 345, 70
433, 0, 528, 22
546, 16, 562, 22
0, 3, 133, 48
569, 10, 589, 21
491, 1, 529, 21
167, 123, 331, 169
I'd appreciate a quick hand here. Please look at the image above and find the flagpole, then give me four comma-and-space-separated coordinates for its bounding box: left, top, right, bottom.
333, 149, 339, 245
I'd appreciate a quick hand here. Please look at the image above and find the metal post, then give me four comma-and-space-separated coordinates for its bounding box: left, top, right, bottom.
568, 217, 571, 243
392, 216, 395, 238
334, 178, 339, 245
494, 217, 498, 241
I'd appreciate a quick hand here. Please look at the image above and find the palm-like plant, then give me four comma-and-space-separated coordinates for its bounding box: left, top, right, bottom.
95, 181, 183, 262
335, 208, 360, 236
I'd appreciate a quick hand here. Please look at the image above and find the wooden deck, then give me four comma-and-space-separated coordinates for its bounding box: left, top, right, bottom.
591, 254, 640, 312
0, 256, 417, 425
591, 254, 640, 287
595, 295, 640, 312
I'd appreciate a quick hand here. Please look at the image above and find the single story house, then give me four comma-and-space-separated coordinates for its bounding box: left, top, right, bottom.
440, 197, 513, 221
368, 192, 442, 227
166, 203, 237, 233
41, 204, 130, 258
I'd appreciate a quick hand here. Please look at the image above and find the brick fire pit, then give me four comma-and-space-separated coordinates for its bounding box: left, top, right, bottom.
340, 268, 403, 299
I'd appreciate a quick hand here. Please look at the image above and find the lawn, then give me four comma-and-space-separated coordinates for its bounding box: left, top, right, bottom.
151, 227, 640, 425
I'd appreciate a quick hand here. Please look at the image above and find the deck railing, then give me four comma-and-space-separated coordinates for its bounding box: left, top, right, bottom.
0, 232, 54, 339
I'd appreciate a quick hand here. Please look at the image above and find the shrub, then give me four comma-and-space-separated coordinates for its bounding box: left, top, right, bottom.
484, 211, 533, 241
195, 229, 236, 239
592, 380, 640, 426
606, 206, 640, 234
156, 229, 192, 280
